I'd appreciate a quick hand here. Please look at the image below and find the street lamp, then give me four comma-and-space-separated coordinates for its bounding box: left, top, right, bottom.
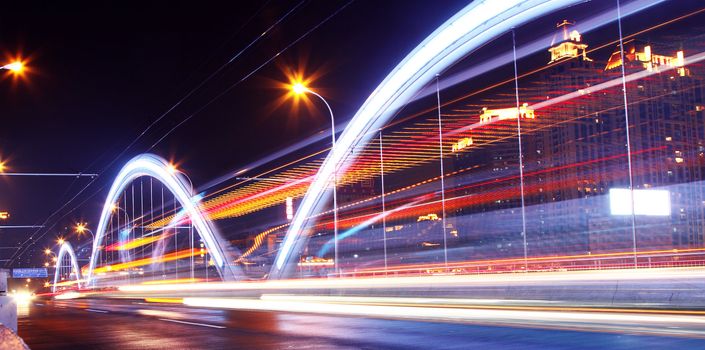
110, 203, 133, 226
167, 162, 194, 192
290, 81, 339, 275
57, 237, 65, 246
75, 222, 95, 241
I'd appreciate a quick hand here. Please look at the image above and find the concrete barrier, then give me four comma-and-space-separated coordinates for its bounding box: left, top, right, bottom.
0, 268, 25, 349
0, 325, 30, 350
0, 296, 17, 333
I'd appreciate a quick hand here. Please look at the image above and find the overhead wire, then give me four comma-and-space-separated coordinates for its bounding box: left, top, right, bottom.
6, 1, 306, 266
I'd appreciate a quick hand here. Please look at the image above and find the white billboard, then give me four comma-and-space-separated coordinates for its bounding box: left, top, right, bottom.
609, 188, 671, 216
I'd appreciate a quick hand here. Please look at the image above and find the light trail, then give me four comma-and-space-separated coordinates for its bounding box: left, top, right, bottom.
347, 247, 705, 276
91, 248, 204, 274
233, 143, 665, 263
118, 267, 705, 293
258, 295, 705, 316
182, 295, 705, 338
141, 278, 203, 285
105, 233, 167, 251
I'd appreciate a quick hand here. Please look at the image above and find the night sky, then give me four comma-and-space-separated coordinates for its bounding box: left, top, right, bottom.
0, 0, 469, 267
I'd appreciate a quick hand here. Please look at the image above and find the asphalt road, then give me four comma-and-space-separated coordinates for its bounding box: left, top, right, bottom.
17, 300, 705, 350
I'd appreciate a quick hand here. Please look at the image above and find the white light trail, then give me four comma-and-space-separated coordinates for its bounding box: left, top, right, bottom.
119, 267, 705, 293
182, 296, 705, 334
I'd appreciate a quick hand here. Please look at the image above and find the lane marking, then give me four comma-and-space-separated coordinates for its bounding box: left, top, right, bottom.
158, 318, 225, 329
85, 308, 109, 313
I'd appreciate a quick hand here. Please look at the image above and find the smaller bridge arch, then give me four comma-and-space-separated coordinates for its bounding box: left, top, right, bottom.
52, 242, 82, 293
85, 153, 240, 286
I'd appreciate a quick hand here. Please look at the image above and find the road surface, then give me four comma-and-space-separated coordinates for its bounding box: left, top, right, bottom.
18, 299, 705, 349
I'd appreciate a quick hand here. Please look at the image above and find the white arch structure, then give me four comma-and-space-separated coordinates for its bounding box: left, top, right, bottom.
52, 242, 81, 293
86, 154, 239, 286
270, 0, 588, 278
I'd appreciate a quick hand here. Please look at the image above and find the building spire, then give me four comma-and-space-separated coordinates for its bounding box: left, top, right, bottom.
548, 20, 592, 64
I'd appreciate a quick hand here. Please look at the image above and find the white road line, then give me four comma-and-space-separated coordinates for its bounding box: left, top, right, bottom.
85, 308, 109, 313
158, 318, 225, 329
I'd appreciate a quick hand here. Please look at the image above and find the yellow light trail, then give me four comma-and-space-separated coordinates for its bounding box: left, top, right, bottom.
107, 233, 166, 251
92, 248, 204, 274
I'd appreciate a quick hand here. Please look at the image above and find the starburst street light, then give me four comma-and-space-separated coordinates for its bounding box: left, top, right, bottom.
166, 162, 194, 192
75, 222, 95, 241
57, 237, 65, 246
292, 82, 308, 95
288, 80, 339, 276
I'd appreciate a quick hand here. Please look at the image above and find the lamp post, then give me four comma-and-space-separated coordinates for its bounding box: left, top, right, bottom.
75, 223, 95, 242
167, 163, 194, 193
291, 82, 339, 275
167, 163, 197, 279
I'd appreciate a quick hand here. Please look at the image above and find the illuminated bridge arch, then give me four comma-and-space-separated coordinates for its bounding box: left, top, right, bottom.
52, 242, 81, 293
86, 154, 240, 285
271, 0, 586, 278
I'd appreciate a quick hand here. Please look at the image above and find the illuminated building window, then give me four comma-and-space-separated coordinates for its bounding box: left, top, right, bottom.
451, 137, 473, 152
605, 40, 688, 76
417, 213, 440, 222
479, 103, 535, 123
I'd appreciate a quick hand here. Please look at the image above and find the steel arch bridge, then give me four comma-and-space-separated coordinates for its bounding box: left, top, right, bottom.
84, 154, 241, 286
81, 0, 652, 283
52, 242, 82, 293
